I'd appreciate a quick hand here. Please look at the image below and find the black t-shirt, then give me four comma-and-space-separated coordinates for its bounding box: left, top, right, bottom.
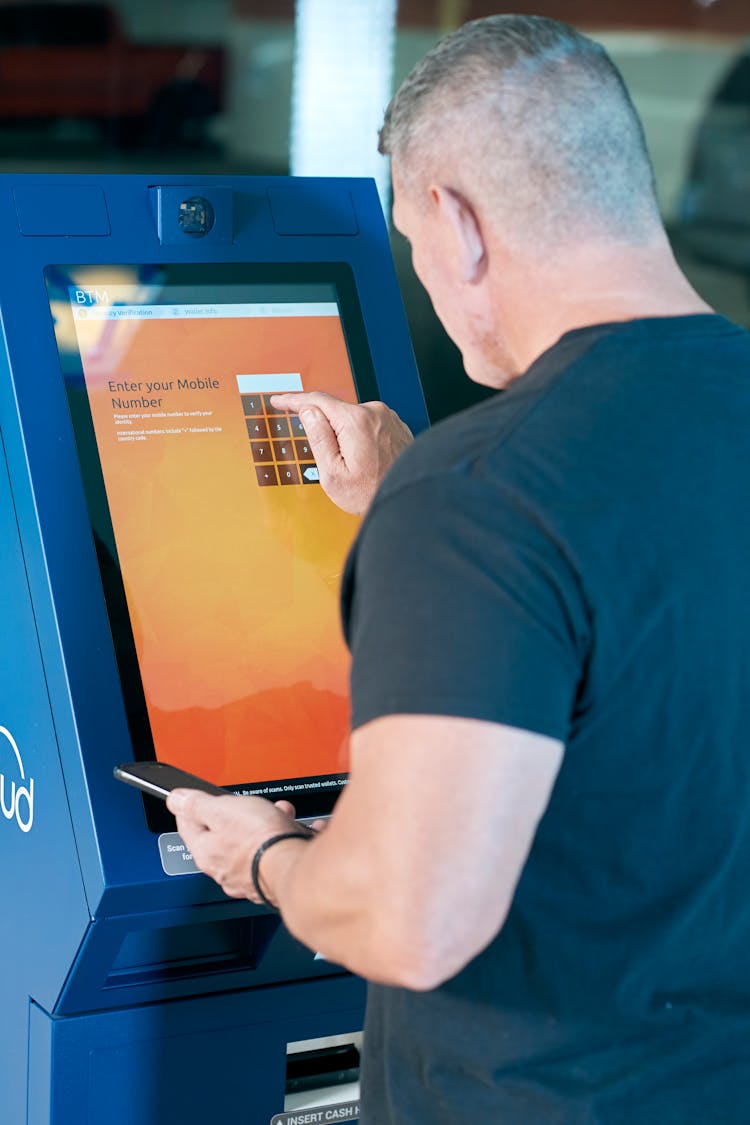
341, 315, 750, 1123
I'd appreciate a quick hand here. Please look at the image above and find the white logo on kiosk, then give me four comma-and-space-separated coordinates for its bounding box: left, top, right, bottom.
0, 726, 35, 833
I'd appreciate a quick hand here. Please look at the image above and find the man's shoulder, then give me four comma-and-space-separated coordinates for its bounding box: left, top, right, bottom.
375, 311, 750, 511
375, 324, 599, 501
385, 397, 504, 484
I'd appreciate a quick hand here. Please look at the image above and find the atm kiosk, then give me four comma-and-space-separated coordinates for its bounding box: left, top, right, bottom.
0, 175, 427, 1125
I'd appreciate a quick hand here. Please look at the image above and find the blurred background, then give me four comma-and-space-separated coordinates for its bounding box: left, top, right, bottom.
1, 0, 748, 420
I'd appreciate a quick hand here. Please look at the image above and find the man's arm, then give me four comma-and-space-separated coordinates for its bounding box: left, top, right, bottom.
169, 714, 563, 989
269, 391, 413, 514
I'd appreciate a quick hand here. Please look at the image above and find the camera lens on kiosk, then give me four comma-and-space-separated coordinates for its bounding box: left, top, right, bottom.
178, 196, 214, 237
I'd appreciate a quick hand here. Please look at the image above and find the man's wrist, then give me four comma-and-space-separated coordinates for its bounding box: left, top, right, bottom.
250, 830, 313, 909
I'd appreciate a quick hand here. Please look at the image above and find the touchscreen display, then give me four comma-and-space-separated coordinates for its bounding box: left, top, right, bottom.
47, 264, 377, 822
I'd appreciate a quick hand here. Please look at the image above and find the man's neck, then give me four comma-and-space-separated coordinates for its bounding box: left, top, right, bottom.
496, 236, 713, 383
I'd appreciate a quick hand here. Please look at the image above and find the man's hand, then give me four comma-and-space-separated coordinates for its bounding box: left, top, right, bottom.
166, 790, 309, 902
270, 392, 413, 515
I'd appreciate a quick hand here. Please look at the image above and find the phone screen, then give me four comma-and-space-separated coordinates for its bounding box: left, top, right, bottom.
47, 264, 377, 825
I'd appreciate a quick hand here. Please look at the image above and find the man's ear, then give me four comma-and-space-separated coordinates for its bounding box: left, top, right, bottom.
431, 185, 487, 283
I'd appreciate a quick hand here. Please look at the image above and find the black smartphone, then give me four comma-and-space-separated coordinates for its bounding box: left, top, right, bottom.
113, 761, 228, 801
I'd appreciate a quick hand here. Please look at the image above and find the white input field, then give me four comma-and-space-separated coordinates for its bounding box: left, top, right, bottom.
236, 373, 304, 394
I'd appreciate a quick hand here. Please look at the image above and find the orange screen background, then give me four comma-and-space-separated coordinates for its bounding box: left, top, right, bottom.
75, 308, 360, 789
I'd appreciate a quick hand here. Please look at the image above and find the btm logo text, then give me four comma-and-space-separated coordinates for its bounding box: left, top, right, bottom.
73, 288, 109, 306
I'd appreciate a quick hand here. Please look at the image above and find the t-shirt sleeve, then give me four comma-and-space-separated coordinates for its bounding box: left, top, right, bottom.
342, 472, 590, 741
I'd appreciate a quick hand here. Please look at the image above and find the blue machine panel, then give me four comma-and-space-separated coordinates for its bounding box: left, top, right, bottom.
28, 975, 364, 1125
0, 174, 426, 1125
13, 183, 111, 236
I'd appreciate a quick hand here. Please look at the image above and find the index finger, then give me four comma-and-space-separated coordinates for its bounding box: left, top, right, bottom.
167, 787, 224, 824
269, 391, 342, 420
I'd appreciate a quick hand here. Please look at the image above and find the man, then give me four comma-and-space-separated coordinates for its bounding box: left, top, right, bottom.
169, 15, 750, 1122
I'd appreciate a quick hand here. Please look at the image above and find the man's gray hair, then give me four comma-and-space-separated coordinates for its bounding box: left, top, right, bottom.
380, 15, 661, 247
